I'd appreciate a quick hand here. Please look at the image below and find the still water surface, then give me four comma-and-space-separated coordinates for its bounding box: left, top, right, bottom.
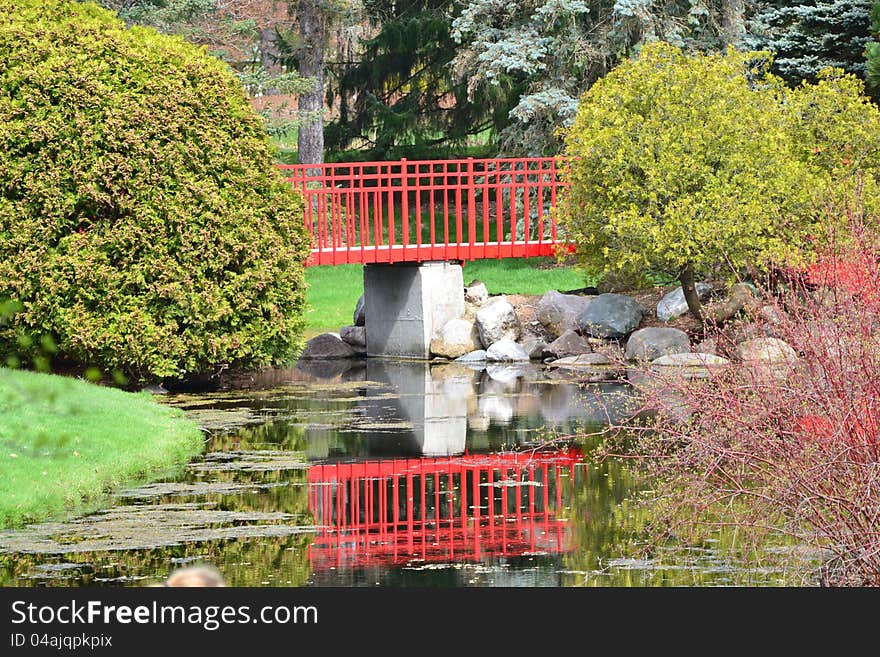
0, 360, 792, 587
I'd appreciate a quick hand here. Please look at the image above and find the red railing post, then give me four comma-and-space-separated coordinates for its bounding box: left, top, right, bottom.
401, 158, 409, 261
550, 157, 558, 244
467, 157, 476, 251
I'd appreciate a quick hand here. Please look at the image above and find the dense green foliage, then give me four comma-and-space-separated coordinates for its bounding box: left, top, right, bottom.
560, 42, 880, 315
866, 1, 880, 97
0, 367, 203, 527
325, 0, 517, 159
749, 0, 873, 86
451, 0, 746, 156
0, 0, 310, 381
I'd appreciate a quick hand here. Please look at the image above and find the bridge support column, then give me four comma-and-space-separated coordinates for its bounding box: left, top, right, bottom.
364, 261, 464, 359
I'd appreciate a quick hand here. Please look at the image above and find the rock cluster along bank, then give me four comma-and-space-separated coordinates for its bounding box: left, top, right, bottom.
298, 279, 800, 378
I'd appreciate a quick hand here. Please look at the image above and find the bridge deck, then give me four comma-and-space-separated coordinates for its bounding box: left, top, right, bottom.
307, 241, 560, 266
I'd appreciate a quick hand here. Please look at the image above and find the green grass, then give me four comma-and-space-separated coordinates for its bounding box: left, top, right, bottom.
0, 368, 204, 528
304, 257, 588, 336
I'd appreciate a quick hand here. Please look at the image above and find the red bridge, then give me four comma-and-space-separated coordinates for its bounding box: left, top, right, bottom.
307, 448, 583, 570
281, 157, 568, 266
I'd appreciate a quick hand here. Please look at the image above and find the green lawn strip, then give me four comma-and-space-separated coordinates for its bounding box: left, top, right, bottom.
0, 368, 204, 528
303, 257, 588, 336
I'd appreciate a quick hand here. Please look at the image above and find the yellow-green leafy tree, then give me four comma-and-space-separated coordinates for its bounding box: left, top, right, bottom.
560, 42, 880, 320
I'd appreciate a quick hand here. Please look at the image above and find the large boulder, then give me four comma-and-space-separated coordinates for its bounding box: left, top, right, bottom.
542, 329, 592, 360
486, 339, 530, 362
624, 327, 691, 361
550, 353, 614, 367
475, 297, 521, 346
735, 337, 797, 365
536, 290, 592, 339
656, 284, 712, 321
353, 293, 366, 327
577, 293, 644, 339
339, 325, 366, 353
299, 333, 356, 360
430, 318, 482, 359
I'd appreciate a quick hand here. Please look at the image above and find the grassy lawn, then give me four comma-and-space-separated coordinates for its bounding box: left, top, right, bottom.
0, 368, 204, 528
304, 257, 587, 336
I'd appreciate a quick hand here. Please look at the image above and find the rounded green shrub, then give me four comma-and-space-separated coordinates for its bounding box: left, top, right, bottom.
0, 0, 309, 381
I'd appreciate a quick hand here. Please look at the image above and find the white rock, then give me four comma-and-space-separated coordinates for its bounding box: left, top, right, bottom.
430, 318, 482, 359
485, 338, 530, 362
656, 284, 712, 321
476, 297, 521, 345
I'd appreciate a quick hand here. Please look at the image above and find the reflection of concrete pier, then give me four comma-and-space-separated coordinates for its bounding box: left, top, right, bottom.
363, 360, 471, 456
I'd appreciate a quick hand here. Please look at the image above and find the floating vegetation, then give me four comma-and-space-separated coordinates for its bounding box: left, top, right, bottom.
113, 481, 291, 500
0, 503, 317, 555
187, 450, 309, 473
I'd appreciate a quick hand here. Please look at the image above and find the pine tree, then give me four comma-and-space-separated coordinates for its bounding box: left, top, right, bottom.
865, 0, 880, 97
749, 1, 873, 85
324, 0, 519, 159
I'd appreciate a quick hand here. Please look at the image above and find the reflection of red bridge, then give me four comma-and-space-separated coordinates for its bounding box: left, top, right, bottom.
307, 449, 582, 570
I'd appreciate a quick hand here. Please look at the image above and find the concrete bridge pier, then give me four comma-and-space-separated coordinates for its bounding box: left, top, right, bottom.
364, 261, 464, 359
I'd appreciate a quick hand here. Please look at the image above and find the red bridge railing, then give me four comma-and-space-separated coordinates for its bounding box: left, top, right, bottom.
279, 157, 568, 266
307, 448, 582, 570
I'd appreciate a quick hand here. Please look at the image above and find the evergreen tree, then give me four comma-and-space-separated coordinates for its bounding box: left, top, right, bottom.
452, 1, 739, 157
865, 0, 880, 97
748, 0, 873, 85
325, 0, 519, 159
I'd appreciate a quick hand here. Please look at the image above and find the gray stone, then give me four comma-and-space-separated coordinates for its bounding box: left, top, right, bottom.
542, 329, 592, 360
475, 296, 521, 346
694, 338, 717, 355
650, 353, 730, 378
536, 290, 593, 339
353, 293, 366, 327
656, 284, 712, 321
520, 336, 548, 360
549, 353, 614, 367
760, 304, 785, 325
735, 337, 798, 364
577, 293, 645, 339
339, 325, 366, 349
456, 349, 487, 363
430, 318, 482, 359
651, 352, 729, 366
299, 332, 356, 360
485, 338, 530, 362
624, 327, 691, 361
464, 280, 489, 306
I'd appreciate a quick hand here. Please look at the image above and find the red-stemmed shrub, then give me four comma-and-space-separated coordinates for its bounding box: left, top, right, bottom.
599, 210, 880, 586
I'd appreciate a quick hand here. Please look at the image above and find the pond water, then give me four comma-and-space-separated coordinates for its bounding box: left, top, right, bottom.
0, 359, 795, 587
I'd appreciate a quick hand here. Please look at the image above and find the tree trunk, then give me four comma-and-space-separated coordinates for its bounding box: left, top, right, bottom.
680, 263, 704, 321
721, 0, 746, 48
297, 0, 325, 166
